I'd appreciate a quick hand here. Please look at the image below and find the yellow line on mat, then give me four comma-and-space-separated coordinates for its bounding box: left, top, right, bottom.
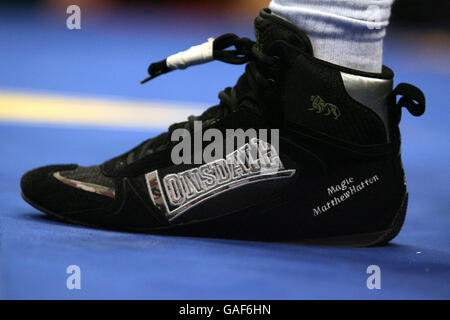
0, 90, 203, 129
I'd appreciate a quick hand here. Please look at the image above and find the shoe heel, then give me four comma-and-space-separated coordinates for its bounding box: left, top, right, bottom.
297, 193, 408, 247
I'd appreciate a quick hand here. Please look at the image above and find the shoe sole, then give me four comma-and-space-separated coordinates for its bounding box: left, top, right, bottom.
21, 192, 408, 247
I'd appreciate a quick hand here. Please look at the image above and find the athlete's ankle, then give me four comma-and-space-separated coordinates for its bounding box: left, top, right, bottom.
269, 0, 394, 73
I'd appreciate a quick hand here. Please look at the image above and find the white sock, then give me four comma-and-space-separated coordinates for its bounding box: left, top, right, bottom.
269, 0, 394, 73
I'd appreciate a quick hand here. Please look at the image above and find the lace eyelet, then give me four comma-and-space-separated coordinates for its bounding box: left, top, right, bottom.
267, 78, 276, 87
272, 56, 280, 66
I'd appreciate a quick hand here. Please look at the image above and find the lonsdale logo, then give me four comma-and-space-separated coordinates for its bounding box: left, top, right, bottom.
145, 138, 295, 221
308, 95, 341, 120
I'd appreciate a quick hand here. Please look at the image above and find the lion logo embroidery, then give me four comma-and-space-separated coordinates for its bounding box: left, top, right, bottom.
308, 95, 341, 120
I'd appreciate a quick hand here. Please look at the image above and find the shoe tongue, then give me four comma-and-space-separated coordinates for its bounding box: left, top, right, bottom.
254, 9, 313, 55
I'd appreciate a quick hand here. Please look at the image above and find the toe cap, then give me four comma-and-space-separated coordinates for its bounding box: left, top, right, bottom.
21, 164, 115, 215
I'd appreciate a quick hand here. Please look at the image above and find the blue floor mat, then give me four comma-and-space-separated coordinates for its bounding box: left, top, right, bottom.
0, 7, 449, 299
